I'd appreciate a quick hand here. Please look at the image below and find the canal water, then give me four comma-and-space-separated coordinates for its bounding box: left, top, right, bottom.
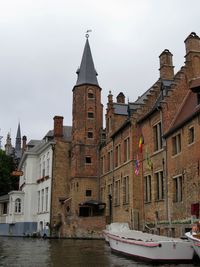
0, 237, 198, 267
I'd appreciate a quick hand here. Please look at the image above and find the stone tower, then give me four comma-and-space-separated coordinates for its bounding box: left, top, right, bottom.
71, 35, 103, 215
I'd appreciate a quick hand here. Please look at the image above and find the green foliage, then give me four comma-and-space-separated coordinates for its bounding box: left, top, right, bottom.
0, 150, 18, 196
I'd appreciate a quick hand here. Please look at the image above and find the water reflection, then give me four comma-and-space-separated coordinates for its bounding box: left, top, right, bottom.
0, 237, 198, 267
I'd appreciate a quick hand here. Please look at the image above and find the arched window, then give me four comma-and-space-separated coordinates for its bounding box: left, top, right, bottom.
15, 198, 21, 213
88, 88, 94, 99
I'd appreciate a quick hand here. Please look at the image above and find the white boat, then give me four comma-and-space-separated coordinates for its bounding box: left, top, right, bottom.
185, 231, 200, 258
103, 222, 129, 243
103, 223, 194, 263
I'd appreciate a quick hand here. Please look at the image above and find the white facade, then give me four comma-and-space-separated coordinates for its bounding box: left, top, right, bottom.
0, 139, 54, 236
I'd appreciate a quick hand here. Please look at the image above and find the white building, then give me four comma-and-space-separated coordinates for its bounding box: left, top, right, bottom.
0, 138, 54, 237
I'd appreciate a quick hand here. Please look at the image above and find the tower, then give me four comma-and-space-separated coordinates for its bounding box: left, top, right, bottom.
15, 122, 22, 160
71, 35, 103, 215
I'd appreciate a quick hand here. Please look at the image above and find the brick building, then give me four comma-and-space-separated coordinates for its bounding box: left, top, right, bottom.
8, 32, 199, 238
99, 32, 200, 237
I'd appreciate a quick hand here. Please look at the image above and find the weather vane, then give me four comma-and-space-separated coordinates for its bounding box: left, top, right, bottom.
85, 29, 92, 39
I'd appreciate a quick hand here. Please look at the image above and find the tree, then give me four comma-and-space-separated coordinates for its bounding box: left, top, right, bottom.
0, 150, 19, 196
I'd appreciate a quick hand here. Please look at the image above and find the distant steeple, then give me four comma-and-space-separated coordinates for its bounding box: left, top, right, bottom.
76, 35, 99, 87
15, 122, 22, 159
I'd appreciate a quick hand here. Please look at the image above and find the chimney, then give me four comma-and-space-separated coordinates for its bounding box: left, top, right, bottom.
53, 116, 63, 139
108, 90, 113, 103
22, 135, 27, 153
185, 32, 200, 82
116, 92, 125, 103
159, 49, 174, 80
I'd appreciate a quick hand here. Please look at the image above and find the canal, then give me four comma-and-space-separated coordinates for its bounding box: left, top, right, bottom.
0, 237, 198, 267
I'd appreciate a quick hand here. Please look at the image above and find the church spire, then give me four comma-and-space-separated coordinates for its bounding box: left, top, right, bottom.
76, 35, 99, 87
15, 122, 22, 159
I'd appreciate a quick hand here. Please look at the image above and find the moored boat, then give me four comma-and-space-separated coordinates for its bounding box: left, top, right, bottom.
185, 231, 200, 259
104, 223, 194, 263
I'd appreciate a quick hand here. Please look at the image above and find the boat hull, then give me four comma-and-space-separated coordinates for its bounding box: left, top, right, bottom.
107, 232, 194, 263
185, 232, 200, 259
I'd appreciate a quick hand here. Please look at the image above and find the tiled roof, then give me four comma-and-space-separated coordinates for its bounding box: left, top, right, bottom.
164, 91, 200, 137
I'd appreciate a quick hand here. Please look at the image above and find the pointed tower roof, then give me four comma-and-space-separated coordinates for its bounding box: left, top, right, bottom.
15, 122, 22, 159
16, 122, 21, 140
76, 36, 99, 87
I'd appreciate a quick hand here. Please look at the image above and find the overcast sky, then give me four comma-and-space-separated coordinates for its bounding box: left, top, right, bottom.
0, 0, 200, 148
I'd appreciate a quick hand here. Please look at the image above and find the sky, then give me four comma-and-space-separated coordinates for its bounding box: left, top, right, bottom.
0, 0, 200, 148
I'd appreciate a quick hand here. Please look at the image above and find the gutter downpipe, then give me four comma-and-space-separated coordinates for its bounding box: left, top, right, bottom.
158, 104, 171, 231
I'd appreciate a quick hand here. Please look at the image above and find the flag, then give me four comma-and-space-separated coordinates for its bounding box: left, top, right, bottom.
139, 135, 144, 153
135, 154, 140, 176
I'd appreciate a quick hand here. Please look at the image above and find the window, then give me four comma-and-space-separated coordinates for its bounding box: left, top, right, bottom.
15, 198, 21, 213
155, 171, 164, 200
173, 175, 183, 202
86, 190, 92, 196
88, 92, 94, 99
39, 159, 42, 178
108, 150, 113, 171
88, 112, 94, 118
144, 175, 151, 203
153, 122, 162, 151
38, 191, 40, 212
88, 89, 94, 99
188, 127, 194, 144
87, 131, 93, 138
2, 203, 8, 214
85, 156, 92, 164
172, 133, 181, 155
46, 152, 50, 176
41, 189, 44, 211
114, 180, 120, 206
124, 137, 130, 162
42, 155, 45, 177
115, 144, 121, 167
45, 187, 48, 212
123, 176, 129, 204
191, 203, 199, 218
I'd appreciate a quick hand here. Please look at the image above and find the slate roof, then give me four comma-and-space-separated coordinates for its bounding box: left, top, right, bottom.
45, 126, 72, 142
76, 38, 99, 87
113, 103, 129, 115
112, 86, 154, 117
0, 194, 9, 202
137, 79, 173, 123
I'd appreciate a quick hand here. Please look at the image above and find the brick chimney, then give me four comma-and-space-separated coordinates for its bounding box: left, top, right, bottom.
116, 92, 125, 103
185, 32, 200, 82
159, 49, 174, 80
53, 116, 63, 139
